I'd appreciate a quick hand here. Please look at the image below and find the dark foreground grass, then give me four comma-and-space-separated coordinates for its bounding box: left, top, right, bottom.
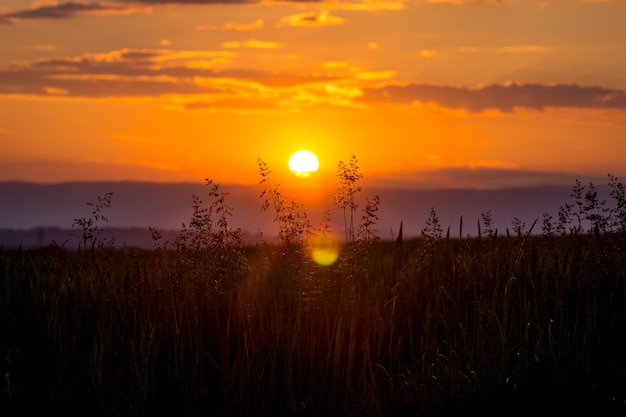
3, 166, 626, 416
1, 231, 625, 417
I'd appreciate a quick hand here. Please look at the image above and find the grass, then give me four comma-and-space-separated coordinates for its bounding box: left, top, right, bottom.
1, 163, 626, 416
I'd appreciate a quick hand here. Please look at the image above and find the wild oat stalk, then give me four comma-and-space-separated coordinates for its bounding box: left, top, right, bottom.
71, 191, 114, 250
334, 155, 363, 242
258, 158, 310, 246
608, 173, 626, 232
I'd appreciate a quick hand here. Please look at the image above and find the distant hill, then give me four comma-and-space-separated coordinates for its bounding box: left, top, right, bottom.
0, 180, 603, 249
0, 227, 179, 250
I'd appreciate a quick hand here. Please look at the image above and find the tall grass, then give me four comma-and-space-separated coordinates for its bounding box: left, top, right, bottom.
1, 167, 626, 416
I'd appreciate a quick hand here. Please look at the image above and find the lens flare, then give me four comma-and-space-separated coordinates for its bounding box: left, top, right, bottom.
308, 231, 341, 266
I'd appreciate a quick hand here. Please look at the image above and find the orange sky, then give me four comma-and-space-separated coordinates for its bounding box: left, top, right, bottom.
1, 0, 626, 191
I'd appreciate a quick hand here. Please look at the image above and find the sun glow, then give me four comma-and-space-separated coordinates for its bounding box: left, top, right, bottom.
288, 150, 319, 177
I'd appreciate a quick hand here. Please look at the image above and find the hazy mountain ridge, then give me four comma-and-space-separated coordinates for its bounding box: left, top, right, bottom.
0, 180, 605, 248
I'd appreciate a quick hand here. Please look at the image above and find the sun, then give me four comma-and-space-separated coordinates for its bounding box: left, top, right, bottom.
288, 150, 319, 177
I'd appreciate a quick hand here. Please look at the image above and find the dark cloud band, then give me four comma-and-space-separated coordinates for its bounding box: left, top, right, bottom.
0, 0, 318, 24
359, 83, 626, 112
0, 2, 129, 23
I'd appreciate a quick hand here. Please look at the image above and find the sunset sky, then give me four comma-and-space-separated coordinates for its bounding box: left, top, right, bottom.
1, 0, 625, 192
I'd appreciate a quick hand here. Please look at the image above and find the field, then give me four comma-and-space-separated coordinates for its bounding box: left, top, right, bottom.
2, 163, 626, 416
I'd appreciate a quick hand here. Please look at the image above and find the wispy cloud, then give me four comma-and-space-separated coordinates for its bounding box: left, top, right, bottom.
277, 10, 345, 27
424, 0, 463, 4
424, 0, 505, 4
320, 0, 405, 11
456, 45, 552, 54
368, 167, 586, 190
579, 0, 619, 3
359, 82, 626, 113
0, 1, 149, 24
113, 158, 180, 172
0, 48, 352, 112
197, 19, 263, 31
221, 39, 282, 49
0, 0, 402, 25
500, 45, 552, 53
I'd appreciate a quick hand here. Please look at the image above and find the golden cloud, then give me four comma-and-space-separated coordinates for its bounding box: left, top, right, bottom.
320, 0, 404, 11
278, 10, 345, 27
222, 39, 282, 49
197, 19, 263, 32
355, 71, 396, 80
43, 86, 69, 95
424, 0, 505, 4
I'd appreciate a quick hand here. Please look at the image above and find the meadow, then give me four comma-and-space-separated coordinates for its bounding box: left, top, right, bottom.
1, 159, 626, 416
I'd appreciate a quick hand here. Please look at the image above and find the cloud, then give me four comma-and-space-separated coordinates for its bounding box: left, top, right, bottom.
359, 82, 626, 113
0, 1, 148, 24
355, 71, 396, 80
117, 0, 254, 3
367, 167, 592, 190
0, 0, 329, 25
277, 10, 345, 27
221, 39, 282, 48
0, 48, 348, 113
197, 19, 263, 31
424, 0, 463, 3
441, 0, 623, 4
452, 45, 552, 55
424, 0, 505, 4
128, 0, 403, 8
5, 48, 626, 115
0, 49, 221, 97
0, 0, 401, 25
318, 0, 405, 11
500, 45, 552, 53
